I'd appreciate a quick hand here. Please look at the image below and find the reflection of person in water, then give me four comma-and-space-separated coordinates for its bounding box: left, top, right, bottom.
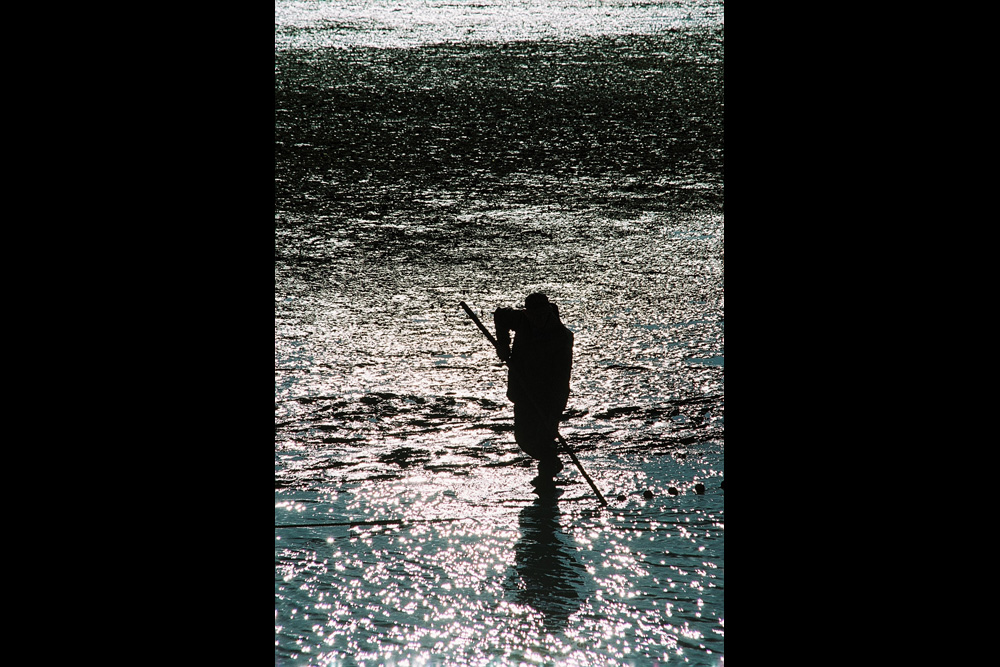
494, 293, 574, 493
508, 496, 585, 635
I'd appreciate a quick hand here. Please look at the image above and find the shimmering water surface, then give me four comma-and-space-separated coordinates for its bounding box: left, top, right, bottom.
276, 1, 723, 664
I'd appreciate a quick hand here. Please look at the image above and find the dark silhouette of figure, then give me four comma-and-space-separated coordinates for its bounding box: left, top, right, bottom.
507, 495, 584, 635
493, 293, 573, 491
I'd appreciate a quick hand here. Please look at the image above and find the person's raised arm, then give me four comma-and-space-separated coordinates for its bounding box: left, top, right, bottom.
493, 307, 515, 362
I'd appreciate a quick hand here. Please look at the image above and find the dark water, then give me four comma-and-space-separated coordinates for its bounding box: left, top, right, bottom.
276, 1, 723, 664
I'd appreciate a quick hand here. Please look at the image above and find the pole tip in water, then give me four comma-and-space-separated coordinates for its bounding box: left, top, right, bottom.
694, 483, 705, 495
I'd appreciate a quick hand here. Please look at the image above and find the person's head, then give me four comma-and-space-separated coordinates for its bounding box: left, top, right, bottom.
525, 292, 558, 326
525, 292, 549, 311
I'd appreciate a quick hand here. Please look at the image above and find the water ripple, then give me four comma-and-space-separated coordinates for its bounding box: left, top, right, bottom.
276, 1, 723, 663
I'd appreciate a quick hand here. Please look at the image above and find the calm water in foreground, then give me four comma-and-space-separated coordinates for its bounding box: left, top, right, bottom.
276, 1, 724, 664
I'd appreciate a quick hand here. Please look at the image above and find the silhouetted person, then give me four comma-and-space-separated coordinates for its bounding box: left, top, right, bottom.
494, 293, 573, 491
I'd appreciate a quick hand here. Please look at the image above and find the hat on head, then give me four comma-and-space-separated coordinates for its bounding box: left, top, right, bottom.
525, 292, 549, 310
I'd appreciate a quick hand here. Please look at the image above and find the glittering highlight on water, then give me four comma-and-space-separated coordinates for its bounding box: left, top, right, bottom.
276, 1, 723, 664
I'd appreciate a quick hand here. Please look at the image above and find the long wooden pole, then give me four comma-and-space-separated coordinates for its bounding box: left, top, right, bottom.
459, 301, 608, 507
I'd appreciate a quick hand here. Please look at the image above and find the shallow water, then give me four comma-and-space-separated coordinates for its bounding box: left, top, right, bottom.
276, 1, 724, 664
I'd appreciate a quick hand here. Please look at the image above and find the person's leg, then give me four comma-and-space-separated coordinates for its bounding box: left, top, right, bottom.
513, 402, 544, 459
513, 403, 563, 488
535, 451, 563, 482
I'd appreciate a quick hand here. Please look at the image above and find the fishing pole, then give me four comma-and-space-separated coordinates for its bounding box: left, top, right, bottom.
459, 301, 609, 507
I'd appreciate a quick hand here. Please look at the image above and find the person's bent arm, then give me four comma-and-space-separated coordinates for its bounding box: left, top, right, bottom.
493, 308, 518, 361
